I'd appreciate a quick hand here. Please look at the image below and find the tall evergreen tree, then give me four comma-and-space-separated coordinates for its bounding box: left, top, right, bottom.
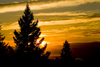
13, 3, 50, 59
61, 40, 72, 60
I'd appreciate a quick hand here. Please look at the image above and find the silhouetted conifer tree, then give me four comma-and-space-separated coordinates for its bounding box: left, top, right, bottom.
61, 40, 72, 60
0, 24, 8, 59
13, 3, 50, 59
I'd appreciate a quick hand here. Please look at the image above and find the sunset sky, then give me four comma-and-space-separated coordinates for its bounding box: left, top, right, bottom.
0, 0, 100, 56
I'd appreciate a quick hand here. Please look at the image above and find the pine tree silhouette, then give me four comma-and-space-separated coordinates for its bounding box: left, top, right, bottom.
13, 3, 50, 60
0, 24, 8, 59
61, 40, 72, 60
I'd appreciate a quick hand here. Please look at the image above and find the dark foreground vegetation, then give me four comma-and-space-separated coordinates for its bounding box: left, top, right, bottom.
0, 3, 99, 67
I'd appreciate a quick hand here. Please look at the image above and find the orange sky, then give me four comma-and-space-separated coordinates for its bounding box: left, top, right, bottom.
1, 0, 100, 56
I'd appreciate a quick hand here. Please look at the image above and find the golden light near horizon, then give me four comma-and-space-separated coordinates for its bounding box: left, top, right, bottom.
40, 41, 46, 47
36, 39, 47, 48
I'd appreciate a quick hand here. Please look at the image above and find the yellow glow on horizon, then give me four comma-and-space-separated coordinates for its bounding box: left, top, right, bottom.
40, 41, 46, 47
36, 39, 47, 48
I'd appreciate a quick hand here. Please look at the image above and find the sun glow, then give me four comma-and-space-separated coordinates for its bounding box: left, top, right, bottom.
40, 41, 46, 47
37, 39, 47, 47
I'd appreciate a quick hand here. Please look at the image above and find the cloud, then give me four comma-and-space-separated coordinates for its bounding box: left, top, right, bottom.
0, 0, 100, 13
83, 30, 100, 36
39, 17, 100, 26
87, 13, 100, 18
42, 26, 87, 33
2, 17, 100, 30
40, 20, 100, 39
0, 0, 55, 4
38, 20, 79, 26
42, 29, 68, 33
34, 12, 87, 16
2, 22, 19, 30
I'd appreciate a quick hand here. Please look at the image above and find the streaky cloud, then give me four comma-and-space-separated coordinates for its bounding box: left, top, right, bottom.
2, 17, 100, 30
0, 0, 100, 13
2, 22, 19, 30
34, 12, 87, 16
0, 0, 48, 4
87, 13, 100, 18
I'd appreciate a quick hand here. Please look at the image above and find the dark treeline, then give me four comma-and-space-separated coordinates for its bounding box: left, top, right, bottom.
0, 3, 98, 67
